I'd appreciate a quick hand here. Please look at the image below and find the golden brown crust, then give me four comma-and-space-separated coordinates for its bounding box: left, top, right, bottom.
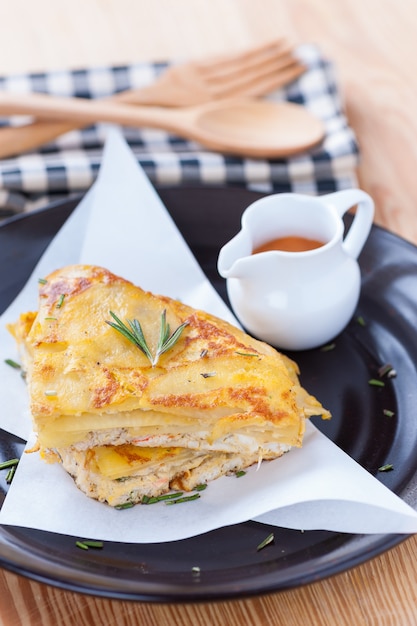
9, 264, 330, 506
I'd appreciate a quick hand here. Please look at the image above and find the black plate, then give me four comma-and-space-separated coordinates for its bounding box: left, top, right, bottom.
0, 186, 416, 602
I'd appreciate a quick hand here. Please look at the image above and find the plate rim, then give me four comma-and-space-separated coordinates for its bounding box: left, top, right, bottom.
0, 186, 414, 602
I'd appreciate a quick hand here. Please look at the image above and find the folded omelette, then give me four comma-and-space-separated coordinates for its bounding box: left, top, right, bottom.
9, 264, 330, 507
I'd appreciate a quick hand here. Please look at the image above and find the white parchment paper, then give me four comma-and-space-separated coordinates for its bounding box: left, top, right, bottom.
0, 129, 416, 541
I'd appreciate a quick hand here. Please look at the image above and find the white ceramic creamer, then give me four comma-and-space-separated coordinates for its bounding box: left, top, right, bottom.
217, 189, 374, 350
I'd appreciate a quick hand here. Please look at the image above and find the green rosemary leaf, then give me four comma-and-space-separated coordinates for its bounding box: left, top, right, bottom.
235, 470, 246, 478
0, 458, 19, 471
368, 379, 385, 387
38, 278, 47, 285
115, 501, 135, 510
356, 315, 366, 327
383, 409, 395, 417
378, 363, 393, 377
5, 465, 17, 484
321, 342, 336, 352
157, 309, 170, 353
165, 493, 201, 505
256, 532, 274, 551
56, 294, 65, 308
155, 314, 188, 363
129, 318, 153, 362
378, 463, 394, 472
107, 311, 139, 345
4, 358, 21, 369
143, 492, 184, 504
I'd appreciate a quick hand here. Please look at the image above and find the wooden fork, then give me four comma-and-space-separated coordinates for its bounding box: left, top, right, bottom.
0, 39, 306, 158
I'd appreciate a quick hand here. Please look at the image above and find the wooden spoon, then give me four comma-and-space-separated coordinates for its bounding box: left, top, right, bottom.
0, 92, 324, 159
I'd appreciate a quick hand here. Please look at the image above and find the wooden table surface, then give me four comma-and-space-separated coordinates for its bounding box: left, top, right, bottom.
1, 1, 417, 624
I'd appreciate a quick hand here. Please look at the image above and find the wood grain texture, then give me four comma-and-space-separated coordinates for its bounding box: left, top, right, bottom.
0, 1, 417, 624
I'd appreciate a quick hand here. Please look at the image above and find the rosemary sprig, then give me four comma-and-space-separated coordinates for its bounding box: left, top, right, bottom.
106, 310, 188, 367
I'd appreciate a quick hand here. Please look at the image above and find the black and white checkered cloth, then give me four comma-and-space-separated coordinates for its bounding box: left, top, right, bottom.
0, 44, 359, 219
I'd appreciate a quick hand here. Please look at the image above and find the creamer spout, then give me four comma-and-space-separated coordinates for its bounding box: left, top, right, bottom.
217, 230, 252, 278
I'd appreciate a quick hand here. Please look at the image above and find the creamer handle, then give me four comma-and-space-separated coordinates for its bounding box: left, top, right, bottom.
324, 189, 374, 259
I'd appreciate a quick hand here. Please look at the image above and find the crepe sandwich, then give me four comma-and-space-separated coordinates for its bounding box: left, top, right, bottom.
9, 264, 330, 507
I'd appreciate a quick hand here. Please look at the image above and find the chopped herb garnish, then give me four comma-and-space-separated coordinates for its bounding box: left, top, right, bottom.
257, 532, 274, 551
115, 502, 135, 510
38, 278, 47, 285
5, 465, 17, 484
235, 470, 246, 478
107, 309, 188, 367
142, 492, 184, 504
56, 294, 65, 308
378, 463, 394, 472
321, 342, 336, 352
76, 540, 104, 550
356, 315, 366, 327
200, 372, 216, 378
378, 363, 394, 378
165, 493, 201, 505
45, 316, 57, 321
0, 458, 19, 471
194, 483, 207, 491
235, 351, 259, 357
383, 409, 395, 417
4, 358, 21, 369
368, 379, 385, 387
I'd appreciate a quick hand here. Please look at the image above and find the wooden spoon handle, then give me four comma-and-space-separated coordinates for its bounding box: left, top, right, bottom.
0, 89, 152, 159
0, 121, 76, 159
0, 92, 184, 130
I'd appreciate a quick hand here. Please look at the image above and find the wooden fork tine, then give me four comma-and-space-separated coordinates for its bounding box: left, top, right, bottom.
208, 58, 306, 98
206, 49, 300, 89
231, 62, 307, 98
195, 39, 293, 77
